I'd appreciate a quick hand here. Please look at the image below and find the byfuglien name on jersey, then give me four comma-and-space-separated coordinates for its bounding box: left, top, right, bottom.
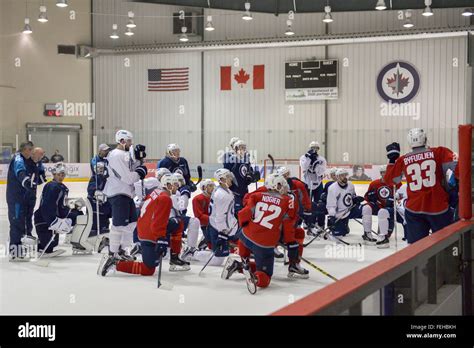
18, 322, 56, 341
403, 151, 434, 165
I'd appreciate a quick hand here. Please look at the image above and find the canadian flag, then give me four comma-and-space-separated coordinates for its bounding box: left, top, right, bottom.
220, 65, 265, 90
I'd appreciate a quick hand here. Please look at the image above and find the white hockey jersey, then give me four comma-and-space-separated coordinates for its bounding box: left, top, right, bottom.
209, 185, 238, 236
103, 148, 141, 199
299, 154, 327, 189
326, 181, 356, 219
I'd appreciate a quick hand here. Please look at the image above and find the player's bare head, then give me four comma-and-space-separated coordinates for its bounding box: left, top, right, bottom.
19, 141, 34, 159
229, 137, 240, 150
309, 141, 320, 152
200, 179, 215, 196
160, 173, 178, 193
214, 168, 234, 188
156, 167, 171, 181
52, 163, 67, 182
353, 165, 363, 177
115, 130, 133, 151
407, 128, 427, 149
98, 143, 110, 157
329, 167, 337, 181
172, 172, 185, 188
265, 173, 287, 194
32, 147, 45, 163
167, 144, 180, 160
276, 166, 290, 179
379, 165, 387, 178
336, 168, 349, 186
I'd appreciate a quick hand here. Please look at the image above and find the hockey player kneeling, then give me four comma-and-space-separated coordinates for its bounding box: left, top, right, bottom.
98, 174, 180, 277
326, 168, 376, 244
34, 163, 82, 257
222, 173, 298, 294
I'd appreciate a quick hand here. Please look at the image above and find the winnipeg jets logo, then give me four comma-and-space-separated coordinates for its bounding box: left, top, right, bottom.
378, 186, 391, 199
173, 168, 184, 175
343, 193, 353, 207
377, 61, 420, 104
240, 165, 248, 178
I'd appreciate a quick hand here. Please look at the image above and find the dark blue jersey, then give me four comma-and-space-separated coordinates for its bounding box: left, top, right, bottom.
87, 155, 109, 198
25, 159, 47, 201
6, 153, 34, 204
223, 153, 253, 197
34, 180, 77, 227
158, 156, 192, 185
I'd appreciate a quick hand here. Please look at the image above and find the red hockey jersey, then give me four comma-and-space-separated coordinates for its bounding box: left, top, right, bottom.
384, 146, 455, 214
238, 191, 296, 248
137, 190, 172, 242
192, 193, 211, 226
364, 179, 399, 209
288, 178, 311, 212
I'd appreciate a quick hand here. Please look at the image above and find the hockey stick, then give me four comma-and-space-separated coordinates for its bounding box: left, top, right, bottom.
300, 257, 339, 282
32, 232, 60, 267
196, 165, 203, 185
393, 185, 398, 251
156, 254, 174, 290
267, 154, 275, 174
198, 252, 215, 276
353, 218, 379, 235
94, 160, 102, 252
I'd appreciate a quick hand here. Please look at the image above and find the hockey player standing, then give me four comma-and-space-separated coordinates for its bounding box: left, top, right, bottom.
87, 143, 111, 236
384, 128, 456, 243
34, 163, 82, 256
6, 141, 35, 260
326, 168, 377, 243
25, 147, 47, 239
299, 141, 327, 229
223, 140, 260, 215
102, 130, 148, 262
98, 174, 177, 276
157, 144, 196, 192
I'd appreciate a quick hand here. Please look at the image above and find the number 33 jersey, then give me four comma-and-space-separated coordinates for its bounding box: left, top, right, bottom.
238, 191, 296, 248
384, 146, 456, 215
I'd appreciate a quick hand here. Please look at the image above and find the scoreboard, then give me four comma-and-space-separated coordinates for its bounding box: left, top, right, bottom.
285, 59, 338, 101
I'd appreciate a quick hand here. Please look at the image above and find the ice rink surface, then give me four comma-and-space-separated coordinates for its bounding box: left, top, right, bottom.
0, 182, 407, 315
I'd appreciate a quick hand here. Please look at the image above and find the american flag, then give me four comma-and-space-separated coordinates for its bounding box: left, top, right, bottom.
147, 68, 189, 92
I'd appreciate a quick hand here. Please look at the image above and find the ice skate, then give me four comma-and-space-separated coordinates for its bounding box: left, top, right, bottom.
274, 246, 284, 260
130, 243, 142, 257
97, 253, 118, 276
376, 235, 390, 249
197, 238, 208, 251
288, 263, 310, 279
117, 247, 135, 261
169, 253, 191, 271
241, 259, 257, 295
362, 232, 377, 244
72, 245, 93, 255
97, 236, 109, 254
9, 247, 30, 262
181, 246, 196, 262
21, 235, 38, 246
221, 257, 243, 280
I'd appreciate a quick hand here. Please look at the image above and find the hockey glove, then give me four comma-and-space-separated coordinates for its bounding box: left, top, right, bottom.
188, 181, 197, 193
366, 191, 378, 204
252, 170, 261, 183
94, 190, 107, 203
215, 232, 230, 257
155, 238, 168, 258
286, 241, 300, 263
353, 196, 365, 205
327, 216, 337, 228
245, 173, 254, 185
135, 165, 148, 180
386, 142, 400, 163
302, 210, 313, 225
134, 144, 147, 161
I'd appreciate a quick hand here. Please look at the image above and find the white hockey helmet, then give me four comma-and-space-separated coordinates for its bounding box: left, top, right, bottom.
214, 168, 233, 182
160, 173, 178, 189
229, 137, 240, 149
143, 177, 160, 191
172, 172, 185, 187
200, 179, 215, 191
335, 168, 349, 179
309, 141, 320, 150
52, 163, 67, 175
167, 143, 180, 156
329, 167, 338, 176
233, 139, 247, 152
276, 166, 290, 177
156, 167, 171, 181
264, 173, 287, 193
407, 128, 427, 149
115, 129, 133, 144
379, 165, 387, 174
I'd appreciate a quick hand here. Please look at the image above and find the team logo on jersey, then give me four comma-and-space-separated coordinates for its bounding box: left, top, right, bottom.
240, 164, 248, 178
173, 168, 184, 175
377, 61, 420, 104
377, 186, 391, 199
343, 193, 353, 207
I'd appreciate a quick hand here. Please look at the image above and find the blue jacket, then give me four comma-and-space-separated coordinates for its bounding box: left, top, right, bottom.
34, 180, 77, 227
6, 153, 34, 204
223, 153, 253, 197
25, 158, 47, 202
157, 156, 192, 186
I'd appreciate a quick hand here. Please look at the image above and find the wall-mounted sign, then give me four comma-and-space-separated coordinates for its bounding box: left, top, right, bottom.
44, 103, 63, 117
377, 61, 420, 104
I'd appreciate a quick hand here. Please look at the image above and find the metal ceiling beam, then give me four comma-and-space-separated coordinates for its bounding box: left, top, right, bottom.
132, 0, 474, 13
